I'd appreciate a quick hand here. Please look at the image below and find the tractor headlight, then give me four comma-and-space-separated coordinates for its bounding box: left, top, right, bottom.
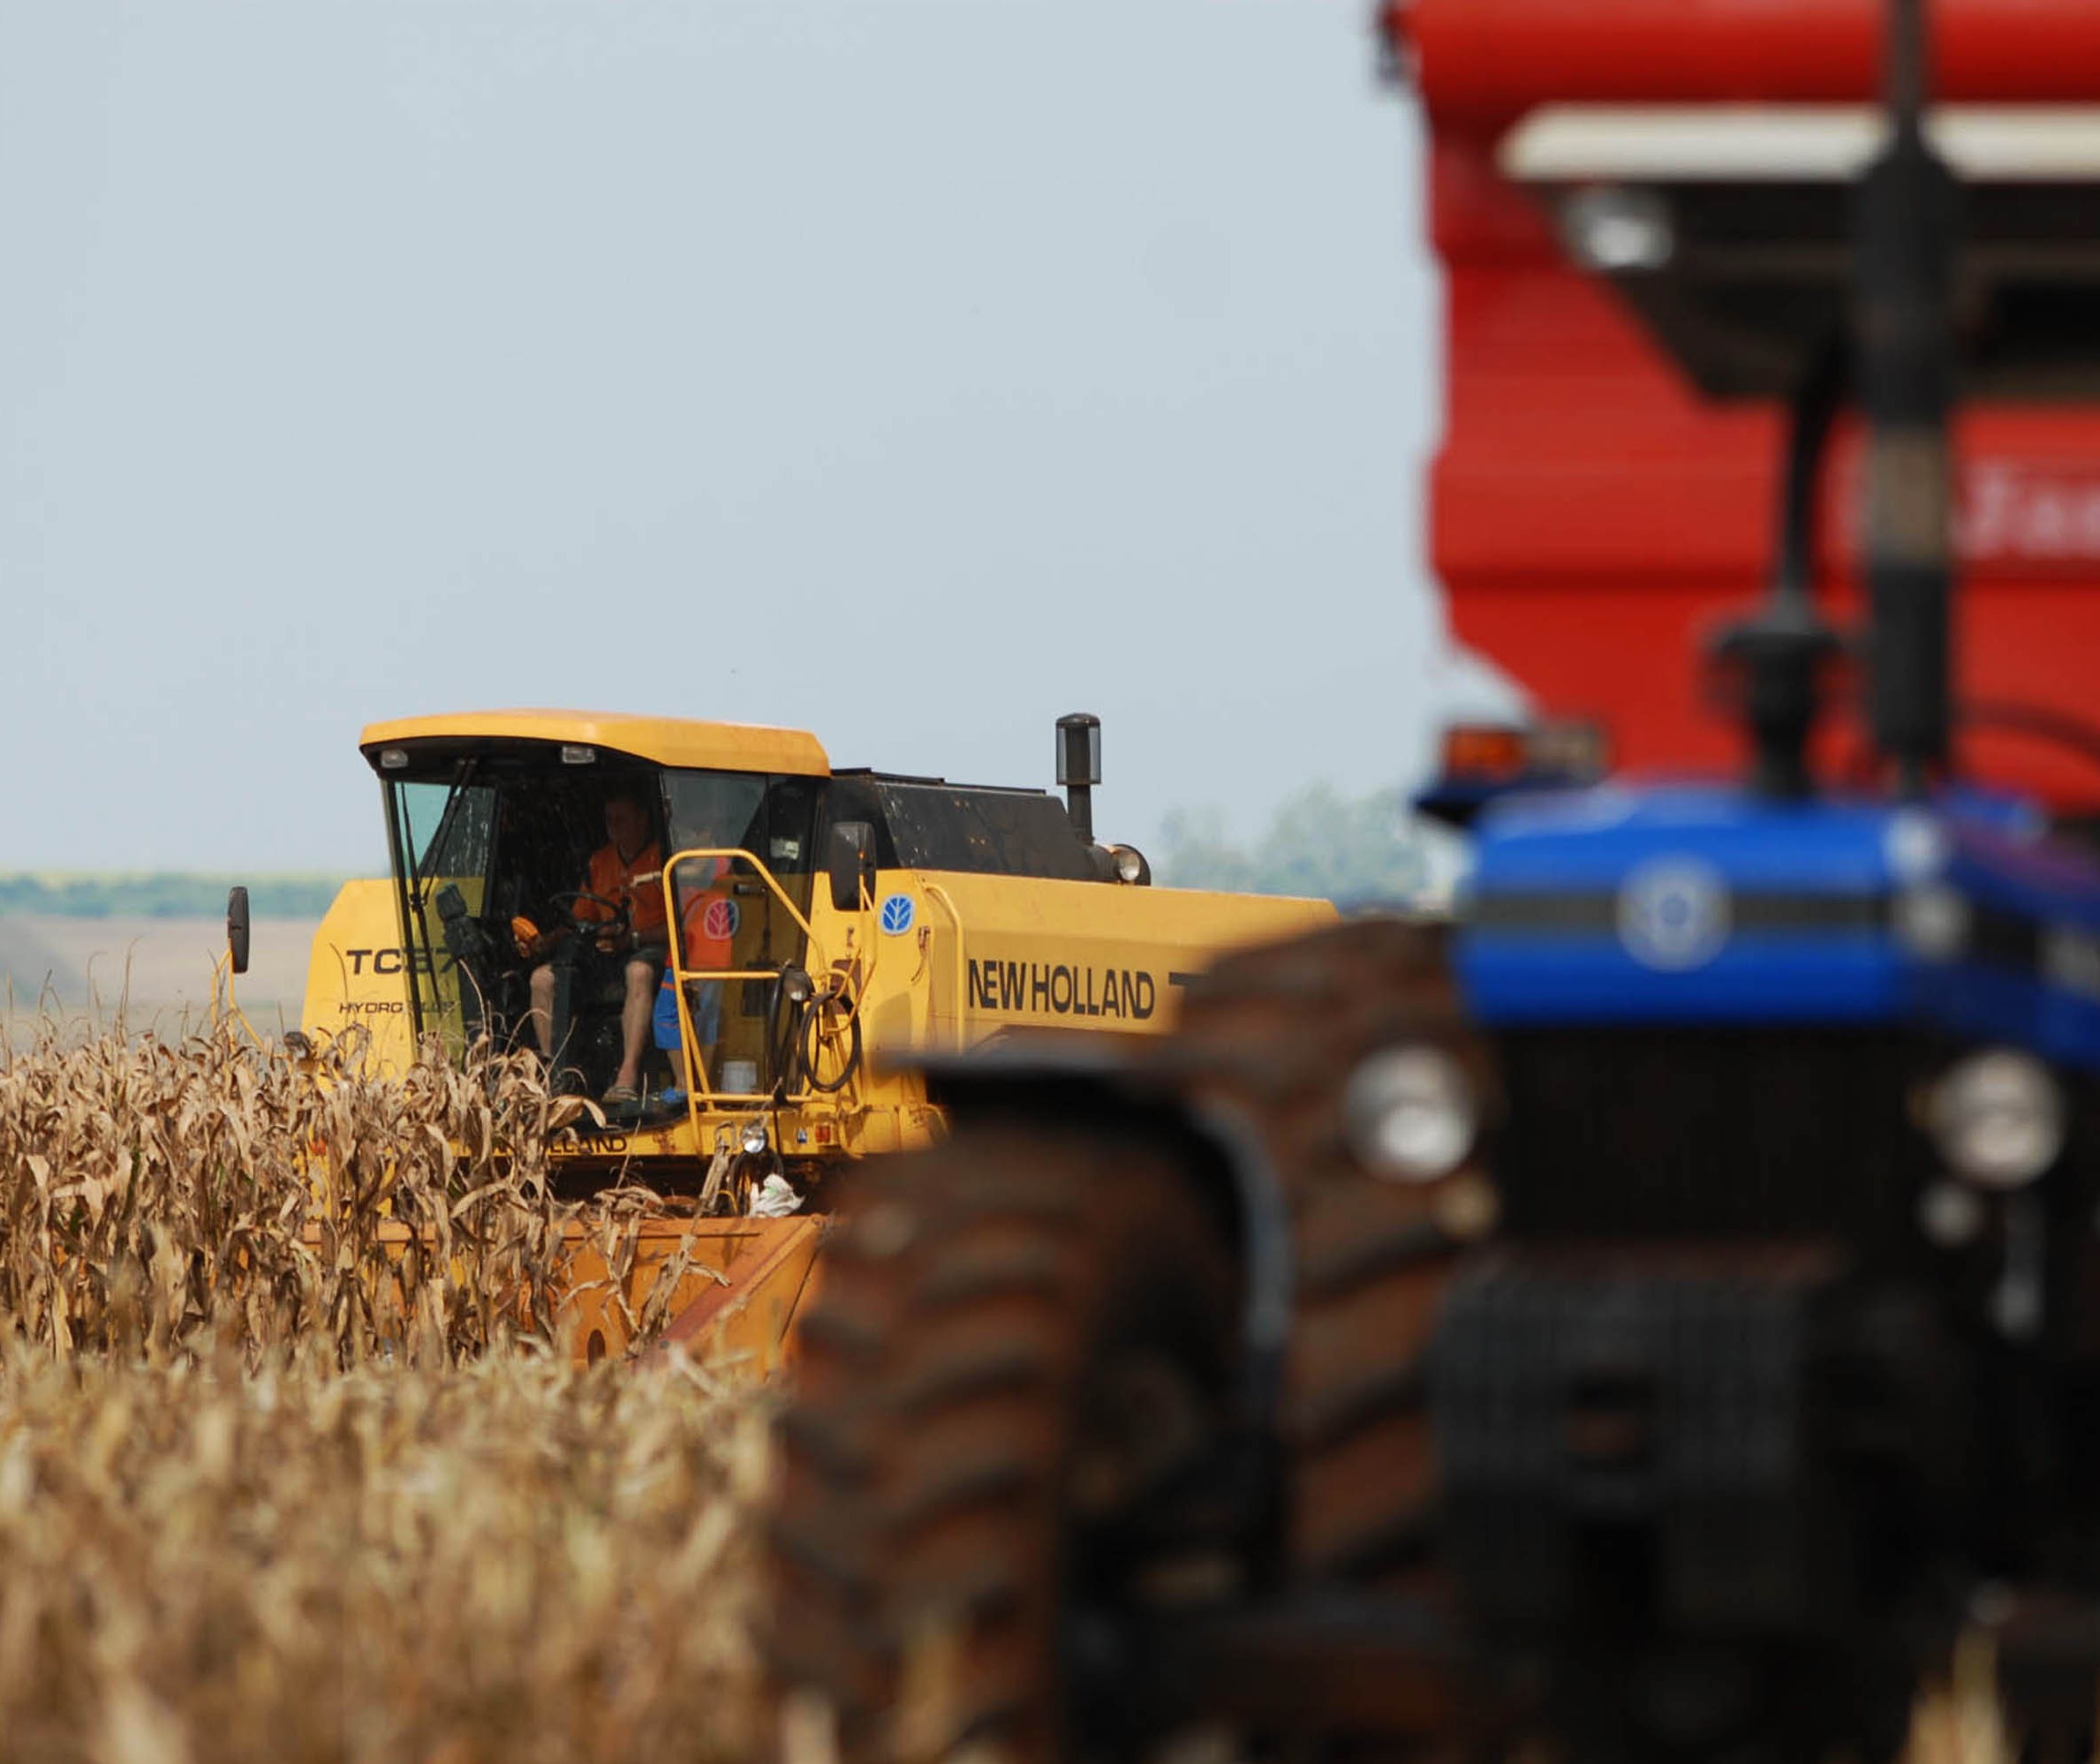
741, 1118, 770, 1157
1895, 884, 1969, 960
1344, 1045, 1477, 1183
1930, 1050, 2065, 1190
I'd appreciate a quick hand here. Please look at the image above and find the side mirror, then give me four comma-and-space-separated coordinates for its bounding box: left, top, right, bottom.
827, 822, 878, 914
226, 886, 251, 976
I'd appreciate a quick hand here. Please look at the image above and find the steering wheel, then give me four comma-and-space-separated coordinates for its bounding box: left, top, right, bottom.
547, 889, 635, 947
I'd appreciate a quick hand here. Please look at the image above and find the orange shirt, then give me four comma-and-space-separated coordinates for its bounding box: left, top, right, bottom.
578, 841, 668, 939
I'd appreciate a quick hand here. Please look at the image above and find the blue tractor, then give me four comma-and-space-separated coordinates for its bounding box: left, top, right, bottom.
767, 5, 2100, 1761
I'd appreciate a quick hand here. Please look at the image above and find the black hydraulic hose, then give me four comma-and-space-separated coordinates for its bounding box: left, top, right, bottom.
1960, 701, 2100, 777
797, 996, 863, 1095
1713, 339, 1850, 799
1774, 337, 1847, 608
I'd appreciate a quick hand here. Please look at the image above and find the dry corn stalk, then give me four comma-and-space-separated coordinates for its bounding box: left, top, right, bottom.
0, 1017, 709, 1366
0, 1343, 771, 1764
0, 1015, 775, 1760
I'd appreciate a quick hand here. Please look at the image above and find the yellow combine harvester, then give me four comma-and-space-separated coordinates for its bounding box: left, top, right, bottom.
285, 707, 1333, 1364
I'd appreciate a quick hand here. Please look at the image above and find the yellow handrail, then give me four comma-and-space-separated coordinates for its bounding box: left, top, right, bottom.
921, 882, 966, 1053
659, 847, 825, 955
655, 847, 830, 1119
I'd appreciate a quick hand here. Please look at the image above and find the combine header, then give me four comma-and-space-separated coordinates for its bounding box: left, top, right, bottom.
769, 3, 2100, 1761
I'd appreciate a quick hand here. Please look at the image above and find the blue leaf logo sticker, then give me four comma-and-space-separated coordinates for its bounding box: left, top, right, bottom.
880, 893, 916, 936
1618, 856, 1729, 972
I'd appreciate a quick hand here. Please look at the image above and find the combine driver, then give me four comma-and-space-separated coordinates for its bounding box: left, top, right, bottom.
522, 784, 668, 1103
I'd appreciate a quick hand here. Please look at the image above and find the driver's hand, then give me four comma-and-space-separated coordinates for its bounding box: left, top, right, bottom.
594, 926, 631, 955
511, 916, 543, 960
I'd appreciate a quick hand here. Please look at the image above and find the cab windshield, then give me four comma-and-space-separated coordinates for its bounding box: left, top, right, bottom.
380, 747, 820, 1104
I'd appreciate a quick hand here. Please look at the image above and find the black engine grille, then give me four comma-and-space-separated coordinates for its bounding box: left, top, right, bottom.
1491, 1029, 1930, 1241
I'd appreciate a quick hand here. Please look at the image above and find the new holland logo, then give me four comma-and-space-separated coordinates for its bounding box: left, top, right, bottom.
1619, 856, 1731, 971
880, 893, 916, 936
701, 897, 739, 942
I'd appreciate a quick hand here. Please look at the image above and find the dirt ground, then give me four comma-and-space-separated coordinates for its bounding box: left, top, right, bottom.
0, 914, 320, 1030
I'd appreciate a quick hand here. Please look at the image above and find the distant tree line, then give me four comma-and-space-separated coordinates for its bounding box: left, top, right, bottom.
2, 791, 1432, 923
0, 875, 350, 920
1154, 782, 1431, 907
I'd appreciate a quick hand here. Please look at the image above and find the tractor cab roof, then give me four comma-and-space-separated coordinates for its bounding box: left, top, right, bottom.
359, 710, 830, 778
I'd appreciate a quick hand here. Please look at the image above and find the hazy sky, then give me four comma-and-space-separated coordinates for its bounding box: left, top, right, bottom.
3, 0, 1507, 874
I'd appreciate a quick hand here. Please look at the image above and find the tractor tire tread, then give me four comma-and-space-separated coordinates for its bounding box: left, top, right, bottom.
1288, 1358, 1429, 1451
768, 1125, 1238, 1764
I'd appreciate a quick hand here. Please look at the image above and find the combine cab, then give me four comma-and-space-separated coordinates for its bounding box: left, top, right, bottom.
769, 4, 2100, 1762
287, 707, 1332, 1361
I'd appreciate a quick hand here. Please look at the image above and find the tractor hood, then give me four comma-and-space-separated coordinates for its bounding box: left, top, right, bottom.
1458, 782, 2100, 1069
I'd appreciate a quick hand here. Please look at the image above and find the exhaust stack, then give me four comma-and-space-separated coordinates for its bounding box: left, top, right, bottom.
1056, 712, 1102, 843
1860, 0, 1959, 796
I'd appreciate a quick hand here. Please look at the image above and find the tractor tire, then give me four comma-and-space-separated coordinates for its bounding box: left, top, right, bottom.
771, 1124, 1243, 1764
1156, 917, 1481, 1595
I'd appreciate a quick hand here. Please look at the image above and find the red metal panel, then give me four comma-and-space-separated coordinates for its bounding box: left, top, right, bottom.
1387, 0, 2100, 125
1453, 574, 2100, 805
1416, 64, 2100, 806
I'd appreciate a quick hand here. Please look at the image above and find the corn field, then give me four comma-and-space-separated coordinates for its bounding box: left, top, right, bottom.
0, 1017, 770, 1763
0, 1016, 2018, 1764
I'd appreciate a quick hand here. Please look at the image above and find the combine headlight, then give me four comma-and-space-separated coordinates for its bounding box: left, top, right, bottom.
1109, 844, 1151, 886
1930, 1050, 2065, 1190
1343, 1045, 1477, 1183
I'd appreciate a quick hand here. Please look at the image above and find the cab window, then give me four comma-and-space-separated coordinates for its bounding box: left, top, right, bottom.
664, 772, 822, 913
394, 776, 497, 886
